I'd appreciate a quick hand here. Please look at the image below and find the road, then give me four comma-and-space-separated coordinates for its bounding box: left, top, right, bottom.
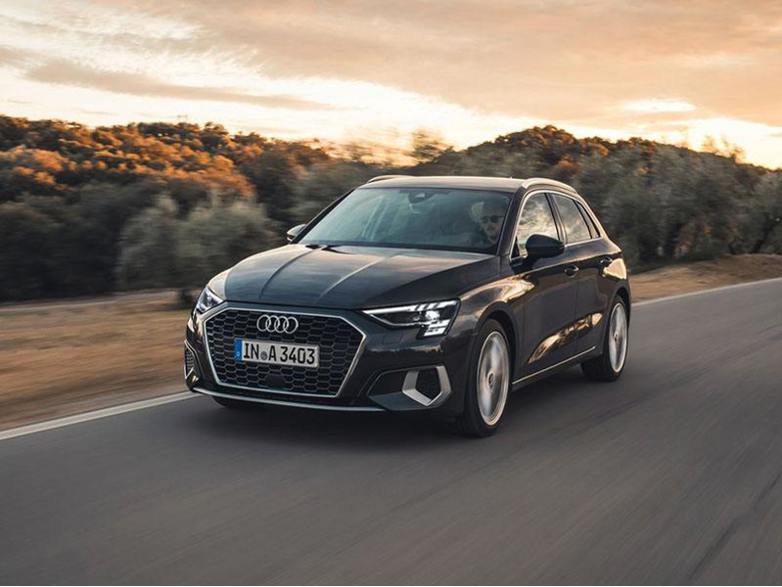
1, 280, 782, 584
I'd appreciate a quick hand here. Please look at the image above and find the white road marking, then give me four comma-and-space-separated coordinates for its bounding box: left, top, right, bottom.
634, 276, 782, 307
2, 276, 781, 441
0, 392, 195, 441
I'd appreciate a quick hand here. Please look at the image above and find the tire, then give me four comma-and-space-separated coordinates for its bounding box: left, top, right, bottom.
581, 296, 629, 382
212, 395, 256, 409
457, 319, 512, 437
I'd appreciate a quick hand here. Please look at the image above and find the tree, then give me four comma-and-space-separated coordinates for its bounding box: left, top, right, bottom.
0, 114, 779, 301
743, 173, 782, 253
409, 130, 452, 164
290, 162, 376, 224
0, 201, 61, 299
115, 196, 180, 290
175, 201, 275, 287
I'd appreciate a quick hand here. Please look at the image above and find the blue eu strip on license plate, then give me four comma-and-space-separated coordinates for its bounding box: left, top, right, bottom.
234, 338, 243, 362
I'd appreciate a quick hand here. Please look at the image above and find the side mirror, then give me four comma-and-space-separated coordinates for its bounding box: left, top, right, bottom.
286, 224, 306, 243
525, 234, 564, 259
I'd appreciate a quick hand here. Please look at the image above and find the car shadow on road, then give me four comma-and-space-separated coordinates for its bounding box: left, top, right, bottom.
186, 367, 607, 450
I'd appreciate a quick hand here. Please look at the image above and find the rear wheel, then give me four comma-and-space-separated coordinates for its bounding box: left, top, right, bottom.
457, 319, 511, 437
581, 296, 629, 381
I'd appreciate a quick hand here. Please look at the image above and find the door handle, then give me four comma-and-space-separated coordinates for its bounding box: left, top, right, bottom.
564, 265, 580, 277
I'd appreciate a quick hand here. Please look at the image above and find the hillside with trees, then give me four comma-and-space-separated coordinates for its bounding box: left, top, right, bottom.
0, 115, 780, 301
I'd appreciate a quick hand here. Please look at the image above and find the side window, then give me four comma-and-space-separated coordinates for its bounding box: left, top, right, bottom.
515, 193, 559, 257
576, 201, 600, 238
553, 194, 592, 243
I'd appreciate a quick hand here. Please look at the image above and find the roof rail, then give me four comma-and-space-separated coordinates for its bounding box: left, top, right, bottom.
365, 174, 412, 184
523, 177, 577, 193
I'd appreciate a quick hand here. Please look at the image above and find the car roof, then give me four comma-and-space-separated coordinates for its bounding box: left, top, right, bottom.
359, 175, 577, 195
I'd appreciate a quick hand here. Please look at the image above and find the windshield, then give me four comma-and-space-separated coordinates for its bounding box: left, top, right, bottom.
300, 187, 511, 253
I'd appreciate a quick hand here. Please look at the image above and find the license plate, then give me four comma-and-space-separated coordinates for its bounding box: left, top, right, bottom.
234, 338, 319, 368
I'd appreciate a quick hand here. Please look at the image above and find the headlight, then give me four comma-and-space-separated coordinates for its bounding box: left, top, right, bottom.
194, 286, 224, 315
363, 300, 459, 337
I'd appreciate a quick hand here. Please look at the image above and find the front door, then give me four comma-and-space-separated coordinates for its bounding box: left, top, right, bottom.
549, 194, 608, 354
508, 192, 580, 376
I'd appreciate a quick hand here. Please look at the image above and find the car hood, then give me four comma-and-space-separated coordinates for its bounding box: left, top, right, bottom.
223, 244, 498, 309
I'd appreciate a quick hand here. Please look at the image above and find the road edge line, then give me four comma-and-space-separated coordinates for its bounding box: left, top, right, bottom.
0, 392, 194, 441
634, 276, 782, 307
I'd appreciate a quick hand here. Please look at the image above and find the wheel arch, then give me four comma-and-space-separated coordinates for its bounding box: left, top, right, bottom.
478, 305, 518, 381
615, 285, 631, 322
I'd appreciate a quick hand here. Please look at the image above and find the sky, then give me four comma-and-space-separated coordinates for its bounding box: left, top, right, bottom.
1, 0, 781, 168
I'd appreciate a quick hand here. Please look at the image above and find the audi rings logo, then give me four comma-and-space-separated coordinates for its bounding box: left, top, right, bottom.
256, 314, 299, 334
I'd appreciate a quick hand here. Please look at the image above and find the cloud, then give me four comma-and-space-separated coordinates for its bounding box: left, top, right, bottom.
85, 0, 779, 128
3, 0, 782, 166
23, 59, 331, 111
0, 44, 30, 67
674, 52, 755, 69
623, 99, 697, 114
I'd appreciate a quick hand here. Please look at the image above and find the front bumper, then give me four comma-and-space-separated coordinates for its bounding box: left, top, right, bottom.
184, 302, 473, 414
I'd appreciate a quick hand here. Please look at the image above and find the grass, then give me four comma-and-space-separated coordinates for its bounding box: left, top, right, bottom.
1, 254, 780, 430
629, 254, 782, 301
0, 294, 188, 429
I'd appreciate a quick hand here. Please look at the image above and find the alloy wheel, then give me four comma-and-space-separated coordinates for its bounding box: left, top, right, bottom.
608, 302, 628, 373
476, 331, 510, 426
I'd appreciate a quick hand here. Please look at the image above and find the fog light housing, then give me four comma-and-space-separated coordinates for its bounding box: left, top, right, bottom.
402, 366, 451, 406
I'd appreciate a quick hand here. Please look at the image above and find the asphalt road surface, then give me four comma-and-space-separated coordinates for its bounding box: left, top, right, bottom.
2, 280, 782, 585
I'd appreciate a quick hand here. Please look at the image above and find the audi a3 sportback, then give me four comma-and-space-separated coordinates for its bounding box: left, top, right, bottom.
184, 176, 630, 436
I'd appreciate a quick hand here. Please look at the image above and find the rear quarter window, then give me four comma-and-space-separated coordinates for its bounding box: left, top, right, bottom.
576, 201, 600, 238
552, 194, 592, 243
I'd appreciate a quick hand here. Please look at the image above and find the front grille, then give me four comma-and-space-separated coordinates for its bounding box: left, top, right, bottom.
205, 309, 364, 396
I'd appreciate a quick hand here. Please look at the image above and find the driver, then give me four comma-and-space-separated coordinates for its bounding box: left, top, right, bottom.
473, 199, 506, 247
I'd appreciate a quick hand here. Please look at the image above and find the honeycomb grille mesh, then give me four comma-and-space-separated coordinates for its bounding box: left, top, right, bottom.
205, 309, 363, 396
184, 347, 196, 374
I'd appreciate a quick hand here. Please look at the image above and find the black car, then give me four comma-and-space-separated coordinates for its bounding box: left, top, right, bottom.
184, 176, 630, 436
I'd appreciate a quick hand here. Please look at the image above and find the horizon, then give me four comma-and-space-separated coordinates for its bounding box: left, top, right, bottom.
1, 1, 781, 168
3, 112, 772, 171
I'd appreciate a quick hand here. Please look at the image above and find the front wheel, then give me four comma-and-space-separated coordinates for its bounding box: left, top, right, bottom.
457, 319, 512, 437
581, 296, 629, 381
